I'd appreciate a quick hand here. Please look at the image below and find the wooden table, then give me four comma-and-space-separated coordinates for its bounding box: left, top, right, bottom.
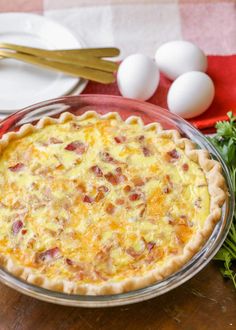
0, 262, 235, 330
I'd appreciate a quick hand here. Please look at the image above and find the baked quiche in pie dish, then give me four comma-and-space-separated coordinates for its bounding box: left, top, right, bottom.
0, 111, 226, 295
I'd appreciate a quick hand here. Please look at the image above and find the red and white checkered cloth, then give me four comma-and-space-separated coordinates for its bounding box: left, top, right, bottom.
0, 0, 235, 130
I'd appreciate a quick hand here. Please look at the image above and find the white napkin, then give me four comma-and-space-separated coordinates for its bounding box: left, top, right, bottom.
45, 2, 182, 59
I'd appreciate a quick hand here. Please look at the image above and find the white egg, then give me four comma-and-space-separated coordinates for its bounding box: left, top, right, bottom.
117, 54, 160, 101
155, 40, 207, 80
167, 71, 215, 119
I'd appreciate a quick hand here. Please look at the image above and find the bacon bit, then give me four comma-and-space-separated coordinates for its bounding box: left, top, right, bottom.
115, 167, 122, 174
95, 191, 105, 202
83, 195, 94, 203
116, 198, 125, 205
65, 258, 73, 266
114, 136, 126, 143
65, 141, 79, 151
139, 205, 146, 217
143, 147, 152, 157
70, 122, 81, 129
147, 241, 156, 252
100, 152, 114, 163
165, 212, 174, 225
178, 217, 187, 225
98, 185, 109, 193
168, 218, 175, 225
132, 177, 145, 186
182, 163, 189, 171
65, 141, 87, 155
12, 220, 23, 234
124, 185, 131, 193
126, 247, 143, 258
165, 175, 173, 188
49, 137, 63, 144
129, 193, 141, 201
104, 167, 127, 183
105, 172, 119, 185
21, 229, 27, 235
118, 174, 127, 183
166, 149, 180, 162
163, 186, 170, 194
138, 135, 145, 142
9, 163, 24, 172
168, 149, 179, 159
105, 203, 115, 214
194, 197, 202, 209
37, 247, 60, 262
90, 165, 103, 177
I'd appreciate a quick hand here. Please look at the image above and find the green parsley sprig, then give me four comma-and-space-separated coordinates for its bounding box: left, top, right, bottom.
210, 112, 236, 288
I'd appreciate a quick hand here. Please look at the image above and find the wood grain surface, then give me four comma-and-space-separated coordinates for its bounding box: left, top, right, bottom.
0, 262, 235, 330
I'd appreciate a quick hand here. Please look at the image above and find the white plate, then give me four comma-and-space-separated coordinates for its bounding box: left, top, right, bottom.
0, 13, 87, 112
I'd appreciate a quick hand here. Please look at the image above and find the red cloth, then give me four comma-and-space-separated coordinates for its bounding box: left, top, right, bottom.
83, 55, 236, 130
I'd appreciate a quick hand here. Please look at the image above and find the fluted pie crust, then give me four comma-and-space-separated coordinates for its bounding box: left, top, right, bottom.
0, 111, 226, 295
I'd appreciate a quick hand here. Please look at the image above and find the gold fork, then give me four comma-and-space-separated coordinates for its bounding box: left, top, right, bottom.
0, 43, 120, 84
46, 47, 120, 58
0, 43, 119, 72
0, 51, 116, 84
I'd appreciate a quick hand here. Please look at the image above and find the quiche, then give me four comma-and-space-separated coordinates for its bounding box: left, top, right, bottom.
0, 111, 226, 295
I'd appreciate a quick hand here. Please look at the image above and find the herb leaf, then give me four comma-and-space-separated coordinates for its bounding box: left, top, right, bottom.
210, 111, 236, 289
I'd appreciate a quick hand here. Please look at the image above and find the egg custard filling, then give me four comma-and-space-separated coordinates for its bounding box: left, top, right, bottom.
0, 112, 226, 295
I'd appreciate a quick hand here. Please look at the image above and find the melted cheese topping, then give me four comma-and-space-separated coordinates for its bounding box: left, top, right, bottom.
0, 115, 210, 284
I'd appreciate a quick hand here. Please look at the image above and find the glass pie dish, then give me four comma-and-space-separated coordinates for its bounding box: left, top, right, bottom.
0, 94, 234, 307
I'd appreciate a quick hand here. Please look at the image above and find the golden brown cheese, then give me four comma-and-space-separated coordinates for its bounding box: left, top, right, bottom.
0, 115, 210, 284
